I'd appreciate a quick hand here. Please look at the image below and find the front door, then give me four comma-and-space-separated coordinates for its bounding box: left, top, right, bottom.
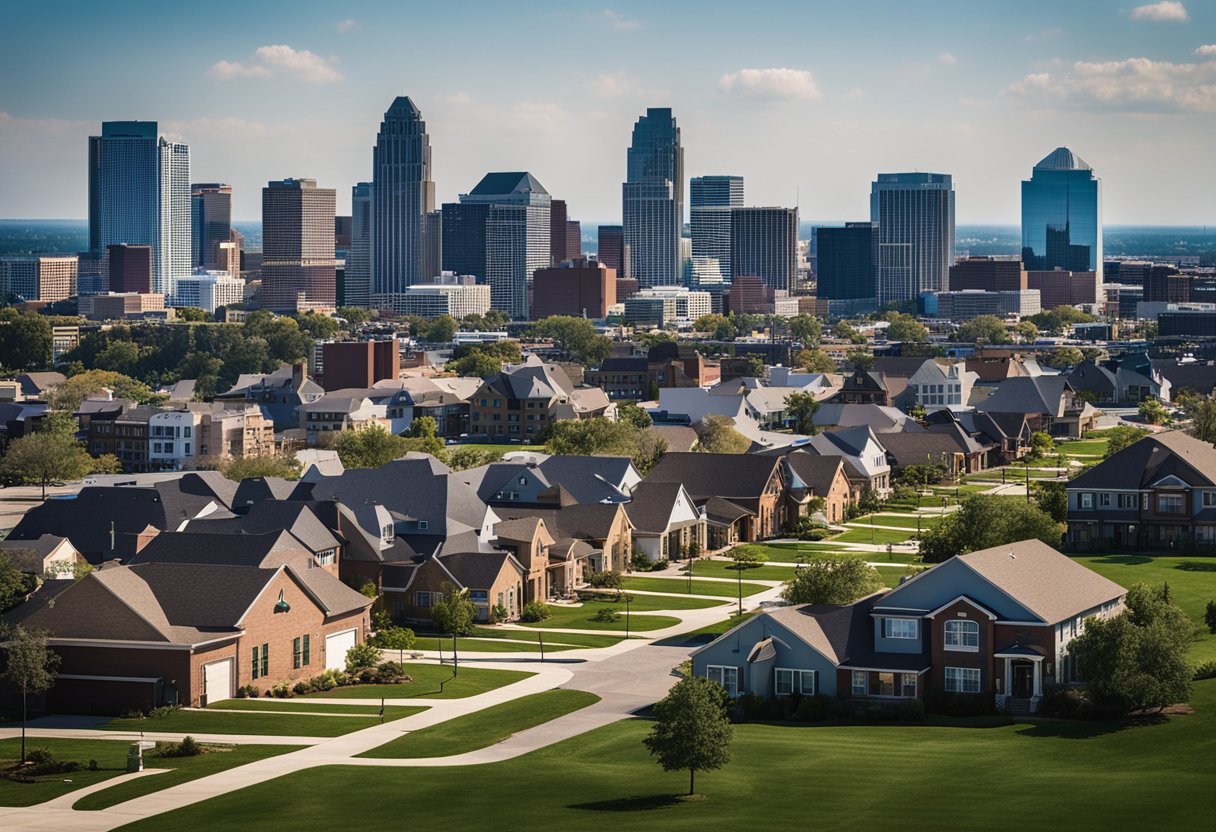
1011, 661, 1034, 699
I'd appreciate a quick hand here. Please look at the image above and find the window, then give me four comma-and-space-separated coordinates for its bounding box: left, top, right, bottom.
1205, 491, 1216, 508
1099, 493, 1111, 507
1080, 493, 1093, 509
945, 666, 981, 693
252, 642, 269, 679
775, 668, 816, 697
706, 665, 739, 696
316, 550, 337, 566
302, 634, 310, 666
293, 636, 303, 669
901, 673, 917, 698
417, 520, 429, 530
944, 619, 979, 651
1159, 494, 1184, 513
851, 670, 867, 695
882, 618, 918, 640
416, 591, 432, 608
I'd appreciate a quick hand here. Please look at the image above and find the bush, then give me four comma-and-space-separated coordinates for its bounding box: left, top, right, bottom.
1193, 660, 1216, 681
923, 689, 996, 717
798, 526, 833, 541
832, 697, 925, 723
793, 694, 834, 722
272, 680, 293, 699
376, 661, 409, 684
1038, 685, 1093, 719
592, 607, 621, 623
344, 641, 381, 674
234, 686, 247, 699
88, 759, 98, 771
588, 570, 623, 589
238, 684, 259, 698
492, 604, 509, 623
520, 600, 551, 622
292, 680, 312, 696
370, 625, 416, 651
154, 736, 203, 758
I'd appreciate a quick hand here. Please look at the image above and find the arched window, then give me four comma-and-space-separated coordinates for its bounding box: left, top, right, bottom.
944, 619, 979, 650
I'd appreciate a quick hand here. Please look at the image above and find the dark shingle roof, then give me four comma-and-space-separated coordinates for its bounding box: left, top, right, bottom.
493, 503, 626, 541
643, 453, 780, 502
1069, 430, 1216, 490
625, 482, 686, 533
436, 551, 523, 590
126, 530, 312, 569
184, 501, 341, 554
785, 453, 846, 496
974, 376, 1073, 416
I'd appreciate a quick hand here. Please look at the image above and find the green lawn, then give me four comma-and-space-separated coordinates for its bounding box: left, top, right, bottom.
102, 707, 427, 738
300, 663, 533, 700
514, 593, 720, 632
691, 560, 799, 581
358, 690, 600, 759
1074, 554, 1216, 663
118, 681, 1216, 832
620, 575, 771, 598
929, 483, 991, 497
412, 636, 579, 653
206, 700, 423, 718
829, 527, 916, 546
448, 443, 545, 456
1059, 438, 1108, 457
850, 513, 944, 529
658, 611, 761, 644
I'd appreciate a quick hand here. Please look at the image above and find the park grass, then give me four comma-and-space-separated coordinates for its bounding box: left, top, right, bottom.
73, 743, 301, 811
829, 527, 916, 546
1058, 438, 1108, 457
447, 442, 545, 456
1074, 554, 1216, 663
357, 690, 600, 759
206, 701, 423, 718
620, 575, 771, 598
691, 560, 800, 581
413, 628, 626, 650
709, 545, 922, 565
119, 681, 1216, 832
512, 593, 721, 632
101, 707, 427, 738
300, 663, 532, 700
658, 610, 762, 644
411, 636, 579, 653
849, 513, 945, 529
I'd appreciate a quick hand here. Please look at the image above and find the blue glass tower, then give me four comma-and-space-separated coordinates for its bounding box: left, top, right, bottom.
623, 108, 683, 288
1021, 147, 1101, 280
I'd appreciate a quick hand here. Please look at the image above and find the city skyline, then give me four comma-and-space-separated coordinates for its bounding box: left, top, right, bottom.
3, 2, 1215, 226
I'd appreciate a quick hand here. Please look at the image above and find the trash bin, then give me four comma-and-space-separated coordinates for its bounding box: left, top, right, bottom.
126, 742, 144, 773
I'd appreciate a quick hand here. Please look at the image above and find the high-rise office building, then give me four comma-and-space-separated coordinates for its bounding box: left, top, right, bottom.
730, 207, 799, 292
422, 210, 442, 284
870, 172, 955, 304
623, 108, 683, 288
190, 183, 232, 271
260, 178, 337, 313
88, 120, 191, 300
532, 257, 617, 320
107, 244, 152, 293
816, 222, 877, 301
597, 225, 625, 276
1021, 147, 1102, 281
550, 199, 569, 264
0, 255, 77, 303
565, 221, 581, 260
447, 172, 551, 319
690, 175, 743, 281
371, 96, 435, 304
949, 256, 1027, 292
347, 182, 372, 308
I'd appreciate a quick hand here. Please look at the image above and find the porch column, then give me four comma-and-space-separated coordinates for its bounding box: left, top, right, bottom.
1003, 657, 1010, 696
1033, 660, 1043, 697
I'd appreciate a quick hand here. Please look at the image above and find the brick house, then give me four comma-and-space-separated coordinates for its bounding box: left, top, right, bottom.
4, 562, 372, 714
642, 452, 786, 541
691, 539, 1124, 714
783, 453, 853, 525
469, 356, 611, 441
382, 551, 526, 625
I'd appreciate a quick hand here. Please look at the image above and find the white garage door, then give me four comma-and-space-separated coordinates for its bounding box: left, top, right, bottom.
203, 658, 234, 704
326, 629, 357, 670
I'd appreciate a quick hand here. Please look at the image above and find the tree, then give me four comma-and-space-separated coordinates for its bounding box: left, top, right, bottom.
1205, 599, 1216, 635
833, 320, 866, 344
697, 415, 751, 454
1138, 398, 1167, 425
0, 309, 53, 372
1068, 583, 1193, 714
1047, 347, 1084, 368
401, 416, 448, 460
219, 455, 302, 482
1029, 430, 1056, 458
0, 428, 97, 499
423, 315, 459, 343
1028, 306, 1096, 335
788, 315, 823, 348
431, 584, 477, 636
743, 354, 765, 379
794, 348, 835, 373
531, 316, 612, 366
1012, 321, 1039, 343
1032, 481, 1069, 524
886, 314, 928, 343
617, 401, 653, 429
0, 550, 38, 613
447, 446, 501, 471
173, 306, 209, 322
445, 341, 522, 377
918, 494, 1062, 563
545, 417, 639, 456
1188, 396, 1216, 444
337, 306, 372, 325
632, 430, 668, 475
335, 424, 412, 469
0, 625, 61, 762
781, 558, 885, 605
1103, 425, 1149, 459
957, 315, 1011, 345
643, 675, 733, 796
846, 349, 874, 371
784, 391, 820, 435
50, 369, 156, 411
694, 313, 735, 341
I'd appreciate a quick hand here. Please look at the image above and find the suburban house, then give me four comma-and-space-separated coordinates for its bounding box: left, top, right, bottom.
0, 534, 84, 577
924, 409, 1027, 466
643, 453, 786, 543
586, 344, 721, 400
459, 453, 640, 506
4, 561, 373, 714
973, 376, 1098, 439
215, 363, 325, 432
905, 359, 979, 412
782, 452, 853, 525
811, 403, 917, 434
1066, 430, 1216, 551
469, 355, 611, 440
183, 501, 344, 572
494, 495, 634, 573
879, 430, 988, 478
381, 551, 527, 624
796, 425, 893, 498
625, 481, 707, 562
299, 392, 390, 443
1066, 358, 1171, 405
826, 369, 892, 406
691, 539, 1125, 713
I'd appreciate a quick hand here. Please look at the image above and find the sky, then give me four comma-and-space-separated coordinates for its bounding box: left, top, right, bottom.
1, 0, 1214, 225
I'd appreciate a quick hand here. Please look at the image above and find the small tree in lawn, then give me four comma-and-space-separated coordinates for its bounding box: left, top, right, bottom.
0, 625, 61, 763
781, 558, 885, 605
729, 545, 768, 615
1206, 600, 1216, 635
643, 675, 733, 797
431, 584, 477, 636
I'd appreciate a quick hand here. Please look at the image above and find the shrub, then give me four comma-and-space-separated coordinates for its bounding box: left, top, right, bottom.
492, 604, 509, 623
1193, 660, 1216, 681
234, 686, 248, 699
272, 680, 293, 699
923, 689, 996, 717
592, 607, 621, 623
309, 671, 336, 692
832, 697, 925, 723
370, 625, 416, 651
1038, 685, 1093, 719
793, 694, 834, 722
88, 759, 98, 771
344, 641, 382, 674
292, 680, 312, 696
146, 705, 180, 719
588, 569, 623, 589
376, 661, 409, 684
520, 600, 551, 622
238, 684, 260, 698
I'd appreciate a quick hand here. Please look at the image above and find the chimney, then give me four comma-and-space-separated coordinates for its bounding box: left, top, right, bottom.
133, 525, 160, 555
291, 362, 307, 390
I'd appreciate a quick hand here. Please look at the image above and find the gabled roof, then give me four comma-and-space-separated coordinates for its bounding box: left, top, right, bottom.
184, 501, 342, 555
460, 454, 638, 505
702, 496, 754, 524
879, 432, 973, 466
1069, 430, 1216, 491
126, 529, 314, 569
435, 551, 524, 590
625, 482, 693, 533
784, 452, 847, 496
813, 403, 914, 433
647, 424, 699, 452
643, 452, 781, 503
231, 476, 298, 507
493, 503, 627, 541
1, 535, 76, 572
974, 375, 1074, 417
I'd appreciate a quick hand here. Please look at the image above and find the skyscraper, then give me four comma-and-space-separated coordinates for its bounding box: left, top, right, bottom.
1021, 147, 1102, 281
730, 207, 799, 292
550, 198, 569, 264
623, 108, 683, 288
347, 182, 372, 308
107, 244, 152, 293
816, 222, 877, 302
870, 172, 955, 304
597, 225, 625, 277
191, 183, 232, 272
453, 172, 551, 320
690, 175, 743, 281
371, 96, 435, 304
260, 178, 337, 313
88, 120, 191, 300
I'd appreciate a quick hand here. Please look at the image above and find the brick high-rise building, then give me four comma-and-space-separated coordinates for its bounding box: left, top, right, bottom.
565, 220, 582, 261
598, 225, 626, 277
532, 257, 617, 320
949, 256, 1027, 292
107, 244, 152, 293
260, 178, 337, 313
550, 199, 569, 264
321, 339, 401, 391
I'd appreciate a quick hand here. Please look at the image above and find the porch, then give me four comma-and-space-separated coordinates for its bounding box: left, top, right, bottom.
995, 645, 1044, 714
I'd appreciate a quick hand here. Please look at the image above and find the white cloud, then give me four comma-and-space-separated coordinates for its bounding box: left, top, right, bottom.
1004, 56, 1216, 112
208, 44, 343, 84
1129, 2, 1189, 22
336, 19, 357, 33
719, 68, 822, 101
938, 52, 958, 66
1196, 44, 1216, 56
602, 9, 640, 31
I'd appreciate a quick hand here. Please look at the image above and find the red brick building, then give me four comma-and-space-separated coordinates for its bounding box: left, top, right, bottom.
322, 339, 401, 391
531, 257, 616, 320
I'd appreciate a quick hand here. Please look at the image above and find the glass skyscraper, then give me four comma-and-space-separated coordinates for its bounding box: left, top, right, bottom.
817, 222, 878, 301
371, 96, 435, 305
690, 175, 743, 282
1021, 147, 1101, 280
346, 182, 372, 308
623, 108, 683, 288
190, 183, 231, 272
870, 172, 955, 304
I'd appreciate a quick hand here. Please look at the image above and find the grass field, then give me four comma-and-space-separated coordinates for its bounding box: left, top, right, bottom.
447, 443, 545, 456
829, 527, 916, 546
1073, 554, 1216, 663
514, 593, 720, 632
102, 707, 427, 738
119, 681, 1216, 832
620, 575, 770, 598
411, 636, 579, 653
0, 738, 295, 808
358, 690, 600, 759
709, 545, 922, 565
1058, 438, 1109, 457
299, 663, 532, 700
206, 701, 423, 717
849, 513, 945, 529
690, 560, 800, 581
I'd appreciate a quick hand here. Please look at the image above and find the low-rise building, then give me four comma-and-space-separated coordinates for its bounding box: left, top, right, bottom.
469, 356, 611, 440
175, 272, 245, 312
386, 273, 491, 319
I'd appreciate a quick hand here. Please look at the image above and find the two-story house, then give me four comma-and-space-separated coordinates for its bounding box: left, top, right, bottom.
470, 356, 611, 440
1066, 430, 1216, 551
973, 376, 1098, 439
691, 539, 1125, 714
643, 452, 786, 542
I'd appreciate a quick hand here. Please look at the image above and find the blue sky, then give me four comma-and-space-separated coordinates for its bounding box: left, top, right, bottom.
2, 0, 1214, 224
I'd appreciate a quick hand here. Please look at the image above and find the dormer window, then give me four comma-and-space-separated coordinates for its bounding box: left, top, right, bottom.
382, 524, 394, 541
418, 520, 429, 530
